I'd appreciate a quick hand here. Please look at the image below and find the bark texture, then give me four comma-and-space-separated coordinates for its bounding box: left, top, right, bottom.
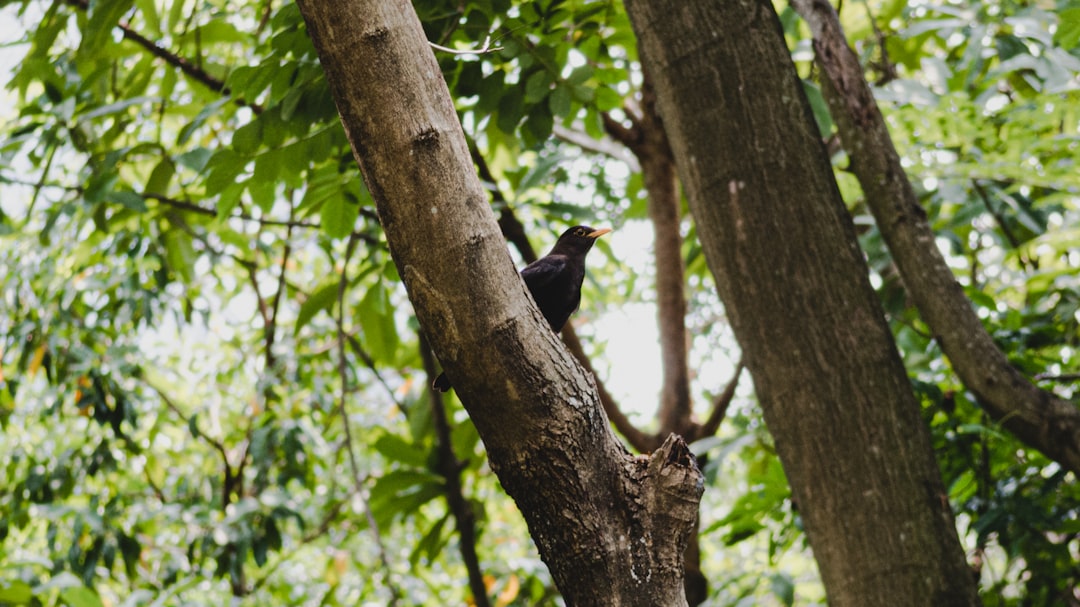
623, 1, 982, 605
792, 0, 1080, 476
296, 1, 703, 604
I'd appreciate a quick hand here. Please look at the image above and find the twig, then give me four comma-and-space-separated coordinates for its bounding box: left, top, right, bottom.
428, 35, 502, 55
345, 333, 408, 415
552, 124, 640, 171
149, 383, 237, 505
1034, 372, 1080, 383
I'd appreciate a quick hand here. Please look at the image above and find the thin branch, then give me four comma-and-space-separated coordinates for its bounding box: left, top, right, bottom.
552, 123, 640, 171
562, 328, 659, 453
149, 382, 237, 505
471, 139, 649, 449
245, 263, 273, 354
265, 202, 296, 372
345, 333, 408, 415
695, 361, 745, 440
3, 176, 373, 235
1034, 372, 1080, 383
63, 0, 263, 112
419, 332, 491, 607
335, 231, 403, 606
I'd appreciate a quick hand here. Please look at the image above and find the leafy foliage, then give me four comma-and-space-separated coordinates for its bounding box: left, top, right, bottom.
1, 0, 1077, 604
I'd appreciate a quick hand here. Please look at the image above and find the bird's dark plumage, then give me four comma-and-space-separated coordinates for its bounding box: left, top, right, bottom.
432, 225, 610, 392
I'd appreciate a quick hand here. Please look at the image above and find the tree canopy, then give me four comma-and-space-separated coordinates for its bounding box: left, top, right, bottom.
1, 0, 1078, 605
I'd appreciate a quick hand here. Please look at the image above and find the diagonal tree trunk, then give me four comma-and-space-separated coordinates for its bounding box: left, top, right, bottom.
623, 0, 982, 605
296, 1, 703, 604
792, 0, 1080, 476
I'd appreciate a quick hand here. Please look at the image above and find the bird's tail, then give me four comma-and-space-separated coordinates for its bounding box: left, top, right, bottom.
432, 372, 452, 392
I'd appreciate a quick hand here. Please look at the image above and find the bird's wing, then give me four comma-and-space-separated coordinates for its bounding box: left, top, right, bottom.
520, 255, 568, 291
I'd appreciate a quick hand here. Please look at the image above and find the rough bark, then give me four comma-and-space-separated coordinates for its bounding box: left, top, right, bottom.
296, 1, 703, 604
792, 0, 1080, 476
623, 1, 982, 605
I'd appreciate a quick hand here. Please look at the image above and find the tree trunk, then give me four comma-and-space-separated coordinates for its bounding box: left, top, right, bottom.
623, 1, 982, 605
296, 1, 703, 604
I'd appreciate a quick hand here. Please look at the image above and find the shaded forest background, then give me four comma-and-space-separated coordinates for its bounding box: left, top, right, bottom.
1, 0, 1078, 605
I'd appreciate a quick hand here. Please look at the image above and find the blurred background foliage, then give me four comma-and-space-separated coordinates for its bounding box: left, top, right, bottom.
0, 0, 1077, 605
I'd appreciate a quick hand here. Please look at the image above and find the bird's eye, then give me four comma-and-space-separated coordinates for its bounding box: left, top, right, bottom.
575, 228, 586, 236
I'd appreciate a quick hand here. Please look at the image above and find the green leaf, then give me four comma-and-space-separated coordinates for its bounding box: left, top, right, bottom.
594, 85, 622, 111
0, 580, 33, 604
178, 98, 231, 146
163, 229, 195, 284
108, 190, 148, 213
60, 585, 104, 607
524, 70, 552, 103
523, 106, 554, 143
373, 431, 429, 468
769, 573, 795, 607
295, 281, 340, 335
1056, 9, 1080, 49
497, 88, 525, 134
204, 150, 247, 196
549, 83, 572, 117
411, 513, 451, 566
369, 469, 444, 506
802, 80, 834, 137
319, 195, 359, 240
80, 0, 134, 55
359, 282, 400, 363
144, 158, 175, 195
232, 120, 263, 155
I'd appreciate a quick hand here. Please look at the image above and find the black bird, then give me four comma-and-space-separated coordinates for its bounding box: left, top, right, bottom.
432, 225, 611, 392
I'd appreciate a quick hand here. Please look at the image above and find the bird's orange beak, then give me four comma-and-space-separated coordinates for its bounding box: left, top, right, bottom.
586, 228, 612, 239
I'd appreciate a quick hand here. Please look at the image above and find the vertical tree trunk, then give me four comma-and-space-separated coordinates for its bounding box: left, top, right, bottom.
296, 1, 703, 604
623, 1, 982, 605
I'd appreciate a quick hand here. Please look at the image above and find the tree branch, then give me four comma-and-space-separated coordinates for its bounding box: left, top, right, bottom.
63, 0, 263, 112
695, 360, 744, 440
470, 139, 648, 449
553, 123, 641, 171
604, 77, 693, 436
265, 204, 295, 373
335, 231, 403, 606
562, 327, 660, 453
419, 332, 491, 607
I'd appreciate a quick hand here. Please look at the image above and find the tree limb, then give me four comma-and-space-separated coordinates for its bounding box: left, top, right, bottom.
335, 231, 403, 606
562, 327, 660, 453
603, 78, 693, 436
695, 360, 745, 440
63, 0, 263, 112
419, 332, 491, 607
